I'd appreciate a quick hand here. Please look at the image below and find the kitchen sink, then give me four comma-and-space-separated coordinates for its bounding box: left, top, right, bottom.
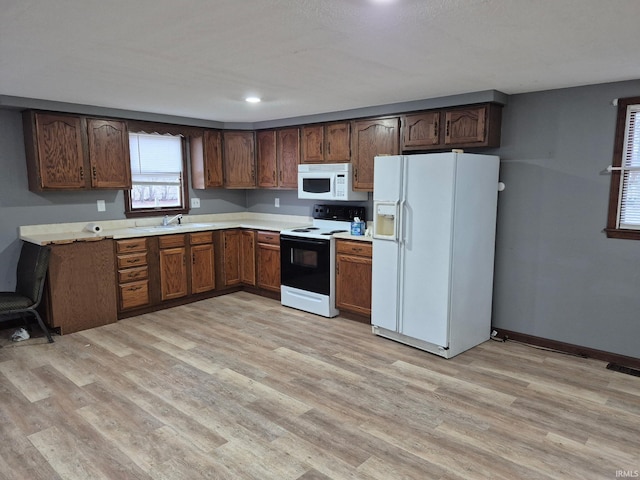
133, 223, 218, 233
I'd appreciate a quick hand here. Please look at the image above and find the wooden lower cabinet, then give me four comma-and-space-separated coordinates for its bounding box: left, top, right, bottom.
44, 239, 118, 334
335, 239, 372, 318
159, 235, 188, 301
190, 232, 215, 294
256, 231, 280, 292
241, 230, 256, 285
116, 237, 150, 311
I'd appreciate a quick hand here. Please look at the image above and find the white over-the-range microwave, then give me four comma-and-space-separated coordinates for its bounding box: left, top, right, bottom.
298, 163, 368, 201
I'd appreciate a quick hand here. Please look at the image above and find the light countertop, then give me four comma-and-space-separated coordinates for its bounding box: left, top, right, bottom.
19, 212, 373, 245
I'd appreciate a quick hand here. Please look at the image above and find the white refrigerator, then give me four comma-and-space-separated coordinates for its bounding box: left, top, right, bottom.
371, 152, 500, 358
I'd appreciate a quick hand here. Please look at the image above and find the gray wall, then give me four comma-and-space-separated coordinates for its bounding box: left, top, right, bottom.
2, 81, 640, 359
492, 80, 640, 358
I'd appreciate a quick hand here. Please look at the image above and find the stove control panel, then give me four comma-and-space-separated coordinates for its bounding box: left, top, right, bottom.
313, 204, 365, 222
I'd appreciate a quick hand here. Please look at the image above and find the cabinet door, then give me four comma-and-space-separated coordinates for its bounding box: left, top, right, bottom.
351, 117, 399, 191
277, 128, 300, 188
444, 106, 486, 145
301, 125, 324, 163
159, 247, 188, 300
240, 230, 256, 286
191, 130, 223, 189
223, 131, 256, 188
325, 122, 350, 163
336, 253, 372, 317
257, 243, 281, 292
191, 243, 215, 293
257, 130, 277, 188
402, 112, 440, 149
87, 119, 132, 189
31, 112, 87, 190
222, 230, 241, 286
45, 240, 117, 334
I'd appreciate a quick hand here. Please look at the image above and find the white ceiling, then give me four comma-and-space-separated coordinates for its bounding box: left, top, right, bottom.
2, 0, 640, 123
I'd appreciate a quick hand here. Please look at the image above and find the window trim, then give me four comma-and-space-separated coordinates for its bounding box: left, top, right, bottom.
124, 129, 190, 219
605, 96, 640, 239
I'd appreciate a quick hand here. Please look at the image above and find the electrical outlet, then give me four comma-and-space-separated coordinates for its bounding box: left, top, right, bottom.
191, 198, 201, 208
97, 200, 106, 212
274, 197, 280, 208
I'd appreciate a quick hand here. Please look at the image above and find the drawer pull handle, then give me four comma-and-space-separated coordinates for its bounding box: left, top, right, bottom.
127, 259, 140, 264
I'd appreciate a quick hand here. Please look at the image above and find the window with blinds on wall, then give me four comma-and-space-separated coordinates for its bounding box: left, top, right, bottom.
128, 132, 184, 211
618, 105, 640, 228
606, 96, 640, 239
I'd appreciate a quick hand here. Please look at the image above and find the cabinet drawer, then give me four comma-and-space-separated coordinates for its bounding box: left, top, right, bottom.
118, 265, 148, 283
117, 252, 147, 269
257, 231, 280, 245
116, 238, 147, 253
190, 231, 213, 245
158, 234, 186, 248
119, 280, 150, 310
336, 240, 372, 257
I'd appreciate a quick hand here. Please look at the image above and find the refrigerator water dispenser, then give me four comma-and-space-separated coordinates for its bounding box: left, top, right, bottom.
373, 202, 398, 240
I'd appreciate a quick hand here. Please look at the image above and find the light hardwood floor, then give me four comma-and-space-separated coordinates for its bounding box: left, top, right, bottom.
0, 292, 638, 479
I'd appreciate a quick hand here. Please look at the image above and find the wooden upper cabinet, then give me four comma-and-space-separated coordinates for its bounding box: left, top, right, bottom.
325, 122, 350, 162
402, 112, 440, 149
277, 128, 300, 188
257, 130, 278, 188
301, 125, 324, 163
223, 131, 256, 188
24, 112, 86, 190
351, 117, 400, 191
257, 128, 299, 189
401, 103, 502, 151
23, 111, 131, 191
191, 129, 223, 189
301, 122, 350, 163
445, 104, 492, 146
87, 119, 131, 189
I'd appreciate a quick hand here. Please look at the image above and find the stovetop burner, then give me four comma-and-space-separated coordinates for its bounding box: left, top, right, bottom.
321, 230, 348, 235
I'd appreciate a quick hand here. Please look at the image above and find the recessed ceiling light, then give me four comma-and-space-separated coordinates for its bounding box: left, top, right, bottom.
245, 96, 261, 103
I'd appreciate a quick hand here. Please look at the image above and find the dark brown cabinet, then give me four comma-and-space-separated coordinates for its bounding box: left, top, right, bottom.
256, 231, 281, 293
241, 230, 256, 286
301, 121, 350, 163
402, 112, 441, 148
257, 128, 299, 189
401, 103, 502, 151
223, 131, 256, 188
159, 235, 189, 301
116, 237, 150, 312
23, 111, 131, 191
351, 117, 400, 191
191, 129, 223, 188
335, 240, 372, 318
190, 232, 215, 294
221, 229, 241, 286
43, 239, 118, 334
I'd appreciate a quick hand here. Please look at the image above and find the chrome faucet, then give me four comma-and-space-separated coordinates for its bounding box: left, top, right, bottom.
162, 214, 183, 226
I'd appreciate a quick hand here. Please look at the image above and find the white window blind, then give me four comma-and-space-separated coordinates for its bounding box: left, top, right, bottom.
129, 133, 183, 185
618, 105, 640, 228
128, 133, 184, 210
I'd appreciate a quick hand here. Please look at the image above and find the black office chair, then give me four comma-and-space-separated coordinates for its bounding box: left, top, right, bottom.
0, 242, 53, 343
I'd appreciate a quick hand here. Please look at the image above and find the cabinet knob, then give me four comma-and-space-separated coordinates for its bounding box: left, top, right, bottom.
92, 166, 97, 179
79, 166, 84, 180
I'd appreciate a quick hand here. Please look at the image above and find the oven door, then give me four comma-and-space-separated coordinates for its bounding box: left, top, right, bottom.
280, 235, 331, 295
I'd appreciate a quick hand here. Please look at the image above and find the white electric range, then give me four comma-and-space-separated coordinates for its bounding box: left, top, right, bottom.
280, 204, 365, 317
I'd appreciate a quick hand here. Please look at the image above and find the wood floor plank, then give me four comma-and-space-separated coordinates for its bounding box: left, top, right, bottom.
0, 292, 638, 479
